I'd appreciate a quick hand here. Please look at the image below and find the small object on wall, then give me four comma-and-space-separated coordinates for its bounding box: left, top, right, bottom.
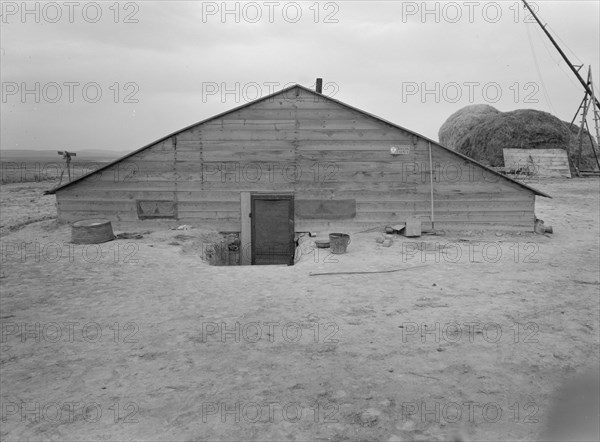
390, 145, 411, 155
71, 219, 115, 244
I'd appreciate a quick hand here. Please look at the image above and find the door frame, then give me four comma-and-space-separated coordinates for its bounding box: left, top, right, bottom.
248, 193, 295, 265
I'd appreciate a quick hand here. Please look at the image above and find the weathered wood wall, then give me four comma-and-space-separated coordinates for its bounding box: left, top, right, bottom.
56, 87, 536, 231
503, 148, 571, 178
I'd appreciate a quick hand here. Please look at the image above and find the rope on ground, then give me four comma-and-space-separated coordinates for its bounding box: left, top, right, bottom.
309, 265, 428, 277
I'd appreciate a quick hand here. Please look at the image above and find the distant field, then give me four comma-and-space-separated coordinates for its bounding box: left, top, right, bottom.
0, 161, 111, 184
0, 149, 122, 184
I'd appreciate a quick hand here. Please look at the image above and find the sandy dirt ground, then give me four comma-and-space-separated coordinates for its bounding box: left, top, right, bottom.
0, 178, 598, 441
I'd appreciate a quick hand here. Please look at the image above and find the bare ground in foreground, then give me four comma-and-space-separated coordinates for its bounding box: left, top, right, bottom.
0, 178, 599, 441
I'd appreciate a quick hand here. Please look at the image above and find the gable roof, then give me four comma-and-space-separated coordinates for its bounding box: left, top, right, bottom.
46, 84, 550, 198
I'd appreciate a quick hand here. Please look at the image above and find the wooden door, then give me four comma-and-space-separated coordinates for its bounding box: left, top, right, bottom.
251, 194, 294, 265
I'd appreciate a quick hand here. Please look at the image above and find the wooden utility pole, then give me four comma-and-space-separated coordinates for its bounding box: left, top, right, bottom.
576, 88, 591, 171
589, 70, 600, 162
521, 0, 599, 109
568, 68, 600, 172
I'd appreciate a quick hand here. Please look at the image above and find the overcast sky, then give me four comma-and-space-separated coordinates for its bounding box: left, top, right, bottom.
1, 0, 599, 155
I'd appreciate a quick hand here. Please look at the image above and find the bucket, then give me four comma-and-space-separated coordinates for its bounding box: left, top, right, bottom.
71, 219, 115, 244
329, 233, 351, 254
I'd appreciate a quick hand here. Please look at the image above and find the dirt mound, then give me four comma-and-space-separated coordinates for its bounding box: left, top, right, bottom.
438, 105, 599, 171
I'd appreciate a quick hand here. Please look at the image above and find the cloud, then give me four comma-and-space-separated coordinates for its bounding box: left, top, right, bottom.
1, 0, 598, 151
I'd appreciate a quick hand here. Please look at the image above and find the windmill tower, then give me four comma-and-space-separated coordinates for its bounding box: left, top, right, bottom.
522, 0, 600, 175
567, 68, 600, 175
57, 150, 77, 183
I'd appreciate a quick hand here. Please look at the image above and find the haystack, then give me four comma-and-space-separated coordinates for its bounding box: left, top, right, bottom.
439, 105, 599, 171
438, 104, 500, 156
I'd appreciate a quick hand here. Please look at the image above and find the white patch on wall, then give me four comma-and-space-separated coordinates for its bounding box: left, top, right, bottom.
390, 145, 411, 155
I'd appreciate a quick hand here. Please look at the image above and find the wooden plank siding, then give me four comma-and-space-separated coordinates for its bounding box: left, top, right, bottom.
55, 86, 539, 231
503, 148, 571, 178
